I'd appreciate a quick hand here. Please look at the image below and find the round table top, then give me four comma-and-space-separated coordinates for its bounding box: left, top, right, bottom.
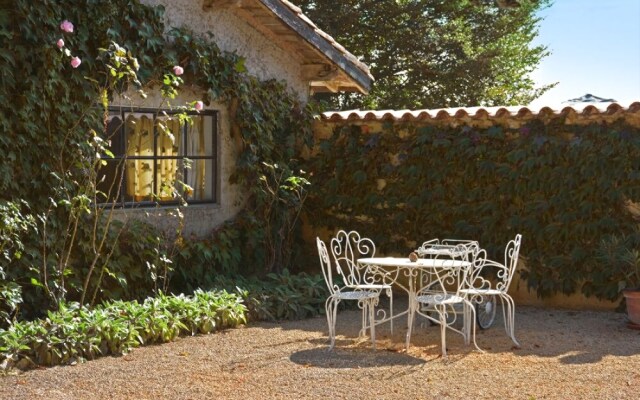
358, 257, 470, 268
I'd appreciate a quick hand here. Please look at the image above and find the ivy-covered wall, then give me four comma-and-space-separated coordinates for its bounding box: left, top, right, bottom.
1, 0, 314, 319
306, 107, 640, 302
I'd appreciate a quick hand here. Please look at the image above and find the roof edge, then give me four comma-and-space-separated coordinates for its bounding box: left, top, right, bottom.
320, 102, 640, 122
258, 0, 373, 94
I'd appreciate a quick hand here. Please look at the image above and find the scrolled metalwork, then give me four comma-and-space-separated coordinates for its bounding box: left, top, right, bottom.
416, 238, 479, 260
459, 234, 523, 346
357, 255, 480, 357
407, 246, 482, 357
317, 237, 380, 350
330, 230, 394, 334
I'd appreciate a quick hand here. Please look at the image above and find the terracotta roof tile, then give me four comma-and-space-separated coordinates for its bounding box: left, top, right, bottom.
321, 102, 640, 122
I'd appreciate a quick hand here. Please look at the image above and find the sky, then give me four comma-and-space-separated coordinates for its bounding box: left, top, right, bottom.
528, 0, 640, 107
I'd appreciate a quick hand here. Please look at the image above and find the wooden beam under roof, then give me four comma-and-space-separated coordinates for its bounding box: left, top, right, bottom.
301, 64, 339, 81
257, 0, 371, 93
201, 0, 372, 94
233, 6, 306, 64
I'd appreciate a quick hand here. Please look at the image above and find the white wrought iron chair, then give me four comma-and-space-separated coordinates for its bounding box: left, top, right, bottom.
407, 246, 484, 357
416, 239, 496, 329
460, 234, 522, 346
330, 230, 394, 333
316, 237, 379, 350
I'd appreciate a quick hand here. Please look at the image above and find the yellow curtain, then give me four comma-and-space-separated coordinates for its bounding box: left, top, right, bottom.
156, 118, 182, 200
125, 115, 154, 201
187, 116, 206, 200
122, 114, 207, 202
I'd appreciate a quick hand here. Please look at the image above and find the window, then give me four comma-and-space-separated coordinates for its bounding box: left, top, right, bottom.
98, 108, 217, 206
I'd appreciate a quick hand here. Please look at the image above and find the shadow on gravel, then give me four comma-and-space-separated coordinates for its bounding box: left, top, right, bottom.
289, 347, 425, 369
263, 296, 640, 365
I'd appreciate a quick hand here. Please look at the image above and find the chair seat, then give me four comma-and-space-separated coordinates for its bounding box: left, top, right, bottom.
416, 293, 465, 305
353, 283, 392, 290
460, 288, 501, 296
335, 290, 379, 300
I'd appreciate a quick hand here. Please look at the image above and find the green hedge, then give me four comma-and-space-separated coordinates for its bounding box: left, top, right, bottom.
306, 119, 640, 301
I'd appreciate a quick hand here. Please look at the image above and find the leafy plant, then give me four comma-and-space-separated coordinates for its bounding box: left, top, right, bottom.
0, 289, 246, 371
591, 233, 640, 299
254, 163, 310, 273
0, 200, 36, 324
210, 270, 328, 321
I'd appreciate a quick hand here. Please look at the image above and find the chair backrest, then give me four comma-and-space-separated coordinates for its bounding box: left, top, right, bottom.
419, 244, 479, 298
500, 234, 522, 291
416, 238, 440, 256
468, 234, 522, 292
463, 247, 490, 291
316, 237, 338, 295
442, 239, 480, 255
417, 238, 478, 261
330, 230, 376, 287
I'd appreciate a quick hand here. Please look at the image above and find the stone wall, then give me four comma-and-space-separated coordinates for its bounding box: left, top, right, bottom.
142, 0, 309, 99
113, 0, 311, 237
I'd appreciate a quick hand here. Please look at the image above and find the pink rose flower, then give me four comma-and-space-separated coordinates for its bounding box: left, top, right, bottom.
70, 57, 82, 68
173, 65, 184, 76
60, 20, 74, 33
57, 39, 64, 49
195, 101, 204, 111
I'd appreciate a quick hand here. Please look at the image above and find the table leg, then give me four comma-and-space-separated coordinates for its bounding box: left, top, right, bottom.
405, 272, 417, 350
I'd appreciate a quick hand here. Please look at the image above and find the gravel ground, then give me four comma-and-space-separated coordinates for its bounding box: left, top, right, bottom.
1, 298, 639, 400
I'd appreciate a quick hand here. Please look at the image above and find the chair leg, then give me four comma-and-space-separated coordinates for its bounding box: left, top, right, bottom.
358, 300, 365, 337
438, 305, 448, 357
462, 302, 471, 345
466, 301, 481, 352
502, 294, 520, 347
368, 298, 376, 349
326, 296, 338, 350
499, 296, 508, 337
388, 289, 394, 335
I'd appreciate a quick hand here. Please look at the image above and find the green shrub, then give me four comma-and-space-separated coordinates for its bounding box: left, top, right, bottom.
211, 270, 328, 321
0, 201, 37, 324
0, 289, 246, 370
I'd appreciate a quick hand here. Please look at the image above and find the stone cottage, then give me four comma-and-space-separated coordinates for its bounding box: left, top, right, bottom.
108, 0, 373, 236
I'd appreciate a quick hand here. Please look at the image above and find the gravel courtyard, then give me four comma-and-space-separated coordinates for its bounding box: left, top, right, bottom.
1, 300, 639, 399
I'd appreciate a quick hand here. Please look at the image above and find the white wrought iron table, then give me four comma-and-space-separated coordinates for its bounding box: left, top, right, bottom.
357, 257, 471, 347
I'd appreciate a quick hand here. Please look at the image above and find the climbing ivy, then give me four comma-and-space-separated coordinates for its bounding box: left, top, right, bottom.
0, 0, 314, 318
305, 118, 640, 302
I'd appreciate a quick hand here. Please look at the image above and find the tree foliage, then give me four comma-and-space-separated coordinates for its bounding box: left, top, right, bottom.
298, 0, 555, 109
